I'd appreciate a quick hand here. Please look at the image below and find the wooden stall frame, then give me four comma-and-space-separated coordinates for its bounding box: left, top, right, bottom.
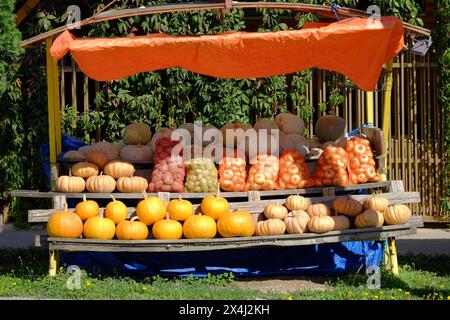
16, 1, 431, 277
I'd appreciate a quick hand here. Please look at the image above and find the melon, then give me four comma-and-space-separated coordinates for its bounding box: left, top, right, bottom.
315, 115, 346, 143
123, 122, 152, 145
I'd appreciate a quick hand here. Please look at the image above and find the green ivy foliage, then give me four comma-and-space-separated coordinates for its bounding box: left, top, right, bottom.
435, 0, 450, 213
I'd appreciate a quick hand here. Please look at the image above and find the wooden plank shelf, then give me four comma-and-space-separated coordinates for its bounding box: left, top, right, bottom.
41, 219, 421, 253
12, 181, 392, 200
27, 191, 420, 223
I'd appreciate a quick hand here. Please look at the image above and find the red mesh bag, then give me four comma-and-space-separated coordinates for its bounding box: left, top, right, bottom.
148, 137, 185, 192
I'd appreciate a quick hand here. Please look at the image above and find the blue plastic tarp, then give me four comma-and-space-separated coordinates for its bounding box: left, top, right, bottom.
59, 241, 384, 278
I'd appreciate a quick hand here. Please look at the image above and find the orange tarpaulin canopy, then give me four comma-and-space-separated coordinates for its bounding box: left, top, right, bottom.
51, 17, 404, 91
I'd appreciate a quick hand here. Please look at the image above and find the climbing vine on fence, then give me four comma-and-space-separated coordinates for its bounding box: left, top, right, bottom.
435, 0, 450, 213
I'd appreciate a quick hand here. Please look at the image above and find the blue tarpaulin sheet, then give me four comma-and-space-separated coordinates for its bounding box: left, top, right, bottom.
59, 241, 384, 277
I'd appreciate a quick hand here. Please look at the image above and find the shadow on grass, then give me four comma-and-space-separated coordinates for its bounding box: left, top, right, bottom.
0, 247, 48, 277
398, 253, 450, 276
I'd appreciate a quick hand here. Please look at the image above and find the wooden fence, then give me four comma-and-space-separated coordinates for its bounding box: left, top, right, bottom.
57, 48, 443, 217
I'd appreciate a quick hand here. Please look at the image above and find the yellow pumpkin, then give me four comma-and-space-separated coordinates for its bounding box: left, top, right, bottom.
152, 213, 183, 240
115, 217, 149, 240
47, 203, 83, 238
167, 196, 194, 221
71, 162, 99, 178
331, 215, 350, 230
255, 219, 286, 236
83, 216, 116, 239
75, 194, 99, 221
363, 196, 389, 212
104, 196, 128, 224
308, 216, 335, 234
284, 210, 310, 234
85, 173, 116, 193
384, 204, 411, 225
103, 160, 135, 179
332, 197, 363, 217
136, 191, 166, 225
55, 170, 85, 193
200, 192, 229, 220
306, 203, 330, 218
355, 209, 384, 228
183, 213, 217, 239
217, 210, 256, 238
116, 175, 148, 193
285, 195, 310, 211
264, 203, 288, 220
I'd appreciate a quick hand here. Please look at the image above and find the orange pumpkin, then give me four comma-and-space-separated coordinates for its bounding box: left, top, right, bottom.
263, 203, 288, 220
183, 213, 217, 239
384, 204, 411, 225
332, 197, 363, 217
85, 149, 110, 169
345, 137, 381, 184
313, 146, 349, 187
200, 191, 229, 220
217, 210, 256, 238
152, 213, 183, 240
245, 154, 279, 191
308, 215, 335, 234
55, 169, 85, 193
363, 196, 389, 212
255, 219, 286, 236
103, 160, 135, 179
167, 196, 194, 221
136, 191, 166, 225
331, 215, 350, 230
285, 195, 310, 211
75, 195, 99, 221
71, 162, 99, 178
218, 151, 246, 192
116, 217, 149, 240
277, 150, 309, 189
47, 203, 83, 238
83, 216, 116, 239
104, 196, 128, 224
306, 203, 330, 218
85, 173, 116, 193
355, 209, 384, 228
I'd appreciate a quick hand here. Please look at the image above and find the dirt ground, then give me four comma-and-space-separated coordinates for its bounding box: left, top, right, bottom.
236, 276, 330, 292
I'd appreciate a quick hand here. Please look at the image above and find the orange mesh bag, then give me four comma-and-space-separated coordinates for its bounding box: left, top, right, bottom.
345, 137, 381, 184
218, 151, 247, 192
277, 150, 309, 189
313, 146, 349, 187
245, 154, 279, 191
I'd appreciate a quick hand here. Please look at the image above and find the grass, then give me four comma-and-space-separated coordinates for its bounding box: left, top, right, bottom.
0, 248, 449, 300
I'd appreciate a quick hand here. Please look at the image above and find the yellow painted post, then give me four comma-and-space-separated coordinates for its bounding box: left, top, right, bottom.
46, 39, 62, 190
384, 241, 391, 271
388, 237, 399, 275
49, 250, 58, 277
366, 91, 374, 124
382, 61, 394, 157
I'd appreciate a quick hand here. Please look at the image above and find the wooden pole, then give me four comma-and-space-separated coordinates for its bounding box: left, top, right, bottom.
388, 237, 399, 275
15, 0, 41, 26
366, 91, 374, 124
46, 39, 62, 191
382, 61, 394, 172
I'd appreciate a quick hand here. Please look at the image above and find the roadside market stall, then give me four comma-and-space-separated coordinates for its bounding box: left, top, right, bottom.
12, 1, 430, 277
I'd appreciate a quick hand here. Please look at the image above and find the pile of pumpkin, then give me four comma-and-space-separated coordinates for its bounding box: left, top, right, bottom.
47, 191, 252, 240
254, 194, 412, 236
47, 192, 411, 241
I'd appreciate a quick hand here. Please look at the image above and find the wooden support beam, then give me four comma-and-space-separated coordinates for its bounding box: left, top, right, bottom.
366, 91, 374, 124
46, 39, 61, 190
382, 60, 394, 172
15, 0, 41, 26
